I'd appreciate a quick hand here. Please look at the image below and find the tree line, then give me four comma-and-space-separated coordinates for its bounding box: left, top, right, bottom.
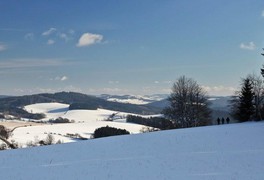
229, 50, 264, 122
1, 50, 264, 149
133, 49, 264, 128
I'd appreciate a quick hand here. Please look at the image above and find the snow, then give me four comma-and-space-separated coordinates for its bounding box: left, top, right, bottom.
24, 103, 69, 120
11, 121, 146, 145
107, 97, 151, 105
24, 102, 162, 122
24, 102, 158, 122
100, 94, 168, 105
11, 103, 153, 146
208, 97, 219, 101
24, 102, 69, 114
0, 122, 263, 179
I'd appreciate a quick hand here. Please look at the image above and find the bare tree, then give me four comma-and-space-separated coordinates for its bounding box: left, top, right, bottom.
163, 76, 211, 128
248, 74, 264, 120
0, 125, 26, 149
45, 134, 55, 145
0, 125, 16, 149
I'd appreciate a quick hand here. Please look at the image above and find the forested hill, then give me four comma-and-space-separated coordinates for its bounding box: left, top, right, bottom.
0, 92, 162, 118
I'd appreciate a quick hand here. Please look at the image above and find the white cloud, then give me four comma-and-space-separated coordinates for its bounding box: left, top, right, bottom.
47, 39, 55, 45
240, 42, 256, 50
54, 76, 68, 81
86, 87, 130, 95
59, 33, 70, 42
61, 76, 68, 81
154, 81, 159, 84
41, 28, 74, 44
13, 85, 82, 95
42, 28, 57, 36
202, 85, 237, 96
76, 33, 103, 47
13, 88, 26, 94
262, 10, 264, 17
24, 33, 34, 40
0, 43, 7, 51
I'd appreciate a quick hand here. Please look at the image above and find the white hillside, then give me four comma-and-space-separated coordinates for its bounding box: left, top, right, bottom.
24, 103, 69, 120
11, 121, 146, 145
24, 102, 69, 114
15, 102, 154, 146
24, 102, 160, 122
0, 122, 263, 180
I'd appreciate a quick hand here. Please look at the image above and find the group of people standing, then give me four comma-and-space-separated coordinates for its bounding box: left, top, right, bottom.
217, 117, 230, 125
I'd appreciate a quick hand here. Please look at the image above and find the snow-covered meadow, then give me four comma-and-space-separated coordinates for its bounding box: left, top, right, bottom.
4, 102, 157, 146
24, 102, 160, 122
0, 122, 263, 180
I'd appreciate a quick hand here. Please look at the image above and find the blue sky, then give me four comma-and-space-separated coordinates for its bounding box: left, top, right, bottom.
0, 0, 264, 96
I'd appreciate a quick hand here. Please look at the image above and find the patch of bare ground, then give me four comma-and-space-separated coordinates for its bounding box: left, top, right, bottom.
0, 120, 44, 129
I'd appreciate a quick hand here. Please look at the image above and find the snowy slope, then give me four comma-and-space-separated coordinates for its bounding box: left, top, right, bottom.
24, 102, 69, 120
11, 121, 147, 145
0, 122, 263, 180
24, 103, 160, 122
14, 102, 158, 146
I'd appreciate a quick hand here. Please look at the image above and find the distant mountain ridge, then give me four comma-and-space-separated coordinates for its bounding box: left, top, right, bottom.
99, 94, 168, 105
100, 94, 233, 123
0, 92, 232, 123
0, 92, 162, 119
0, 95, 10, 99
100, 94, 231, 108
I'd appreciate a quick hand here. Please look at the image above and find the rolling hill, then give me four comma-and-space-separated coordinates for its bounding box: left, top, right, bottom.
0, 122, 263, 179
1, 102, 153, 146
0, 92, 234, 125
0, 92, 162, 119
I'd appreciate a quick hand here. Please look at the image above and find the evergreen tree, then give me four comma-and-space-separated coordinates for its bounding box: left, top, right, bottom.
93, 126, 130, 138
236, 78, 255, 122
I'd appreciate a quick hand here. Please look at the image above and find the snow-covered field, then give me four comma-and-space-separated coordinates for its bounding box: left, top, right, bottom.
24, 102, 160, 122
0, 122, 263, 180
5, 102, 156, 146
24, 103, 117, 122
11, 121, 147, 146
